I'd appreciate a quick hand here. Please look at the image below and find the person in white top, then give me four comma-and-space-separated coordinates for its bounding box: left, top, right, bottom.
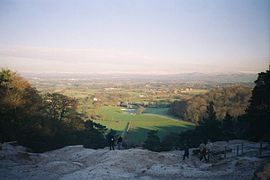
199, 142, 207, 161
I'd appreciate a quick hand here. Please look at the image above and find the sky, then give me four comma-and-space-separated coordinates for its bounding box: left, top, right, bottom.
0, 0, 269, 74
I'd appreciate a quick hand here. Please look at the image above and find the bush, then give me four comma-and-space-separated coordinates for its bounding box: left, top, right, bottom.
143, 130, 161, 152
160, 133, 179, 151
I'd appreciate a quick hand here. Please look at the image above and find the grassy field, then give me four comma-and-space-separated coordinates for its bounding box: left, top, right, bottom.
144, 107, 179, 120
184, 89, 208, 95
94, 106, 194, 145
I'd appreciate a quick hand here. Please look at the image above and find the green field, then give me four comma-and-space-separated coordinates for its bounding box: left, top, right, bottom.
94, 106, 194, 145
144, 107, 179, 120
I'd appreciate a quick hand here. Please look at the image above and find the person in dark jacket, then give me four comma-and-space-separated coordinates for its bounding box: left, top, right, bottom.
183, 143, 189, 160
108, 135, 115, 150
117, 136, 123, 150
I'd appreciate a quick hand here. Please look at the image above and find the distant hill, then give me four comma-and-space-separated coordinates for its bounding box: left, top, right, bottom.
21, 72, 257, 83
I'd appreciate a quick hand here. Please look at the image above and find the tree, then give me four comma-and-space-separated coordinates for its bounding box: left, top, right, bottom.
160, 132, 179, 151
105, 129, 117, 141
81, 120, 107, 149
84, 120, 108, 134
0, 68, 109, 152
44, 93, 78, 122
136, 106, 145, 114
0, 69, 43, 142
169, 100, 187, 119
198, 101, 222, 141
169, 86, 251, 123
221, 113, 236, 140
244, 66, 270, 140
143, 130, 161, 152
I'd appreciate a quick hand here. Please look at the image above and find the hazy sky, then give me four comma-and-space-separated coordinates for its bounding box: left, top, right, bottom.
0, 0, 269, 74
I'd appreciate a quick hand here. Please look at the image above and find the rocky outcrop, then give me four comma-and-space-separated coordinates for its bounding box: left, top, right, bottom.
0, 140, 269, 180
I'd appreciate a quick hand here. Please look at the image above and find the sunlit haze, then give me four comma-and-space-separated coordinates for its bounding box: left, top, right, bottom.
0, 0, 269, 74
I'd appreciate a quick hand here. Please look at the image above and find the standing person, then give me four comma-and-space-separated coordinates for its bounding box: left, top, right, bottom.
109, 135, 115, 150
199, 142, 207, 162
117, 136, 123, 150
183, 143, 189, 160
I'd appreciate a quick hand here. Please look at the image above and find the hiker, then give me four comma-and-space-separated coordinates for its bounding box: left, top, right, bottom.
199, 142, 207, 162
206, 140, 213, 161
182, 143, 189, 160
117, 136, 123, 150
108, 135, 115, 150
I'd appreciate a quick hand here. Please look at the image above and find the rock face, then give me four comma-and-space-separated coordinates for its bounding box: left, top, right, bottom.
0, 140, 269, 180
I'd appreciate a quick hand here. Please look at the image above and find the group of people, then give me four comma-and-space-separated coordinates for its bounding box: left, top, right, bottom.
108, 135, 123, 150
108, 135, 213, 163
199, 140, 213, 162
182, 140, 213, 162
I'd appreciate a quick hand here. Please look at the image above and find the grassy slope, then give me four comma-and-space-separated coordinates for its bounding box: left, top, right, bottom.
144, 107, 179, 120
94, 106, 194, 144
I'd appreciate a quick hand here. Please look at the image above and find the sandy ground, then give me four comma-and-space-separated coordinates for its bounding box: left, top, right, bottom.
0, 140, 269, 180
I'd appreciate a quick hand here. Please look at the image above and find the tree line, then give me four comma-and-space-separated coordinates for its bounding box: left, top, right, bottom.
144, 67, 270, 151
169, 85, 252, 123
0, 69, 108, 152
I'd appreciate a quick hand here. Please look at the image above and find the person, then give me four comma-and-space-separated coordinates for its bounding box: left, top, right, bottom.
117, 136, 123, 150
108, 135, 115, 150
206, 140, 213, 162
183, 143, 189, 160
199, 142, 207, 162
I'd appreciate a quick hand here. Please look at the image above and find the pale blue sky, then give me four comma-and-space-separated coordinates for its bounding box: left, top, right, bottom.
0, 0, 269, 73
